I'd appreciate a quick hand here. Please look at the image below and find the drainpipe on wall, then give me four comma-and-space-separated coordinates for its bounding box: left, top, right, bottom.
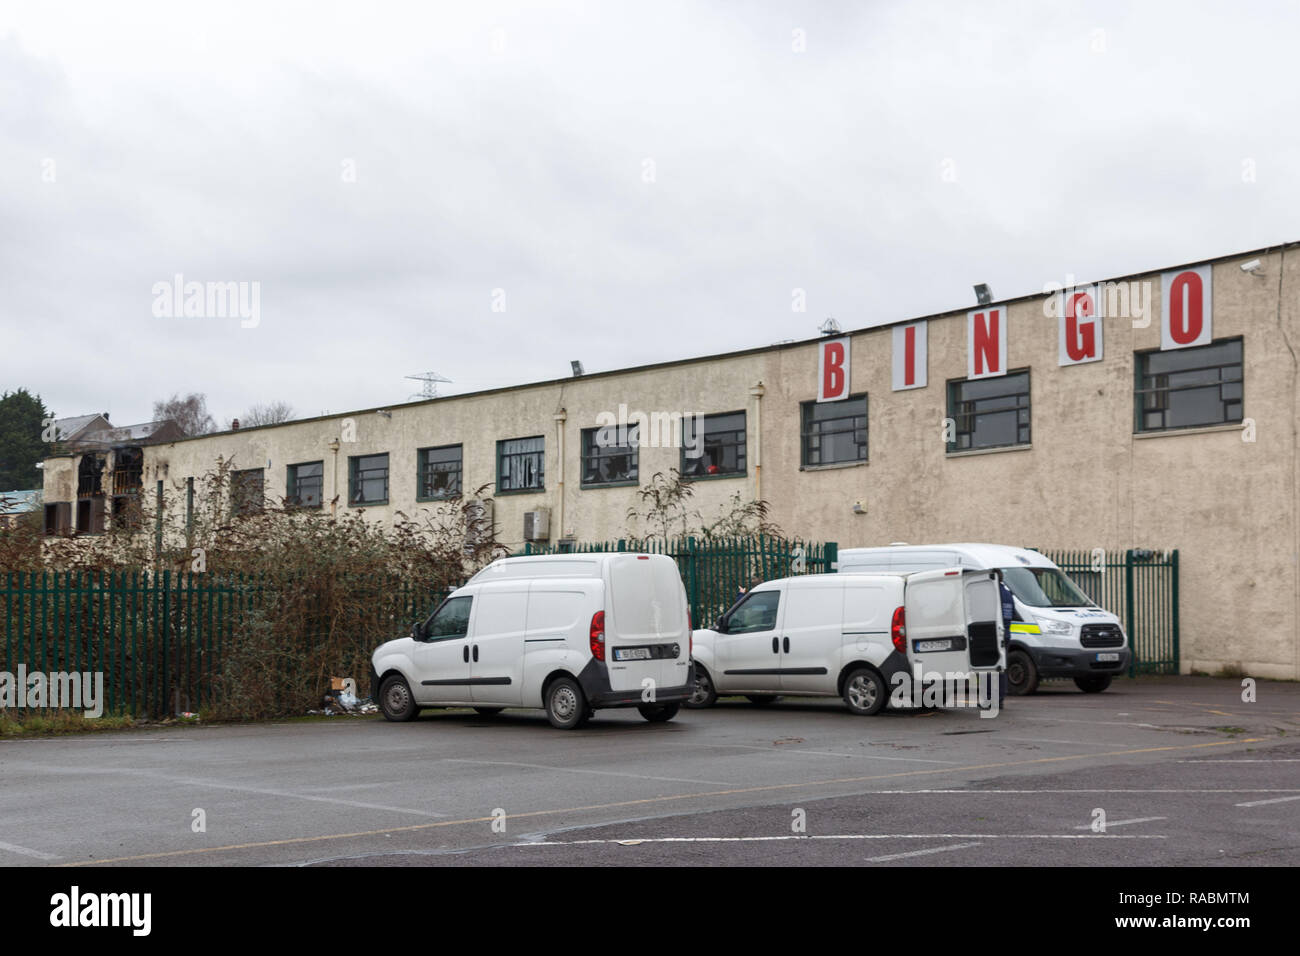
749, 382, 766, 503
554, 408, 567, 540
327, 438, 341, 517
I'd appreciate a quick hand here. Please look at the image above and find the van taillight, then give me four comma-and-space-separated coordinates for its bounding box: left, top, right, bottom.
891, 606, 906, 654
590, 610, 606, 661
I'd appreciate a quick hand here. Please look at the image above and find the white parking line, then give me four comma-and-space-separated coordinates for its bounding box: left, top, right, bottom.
1234, 795, 1300, 807
1073, 816, 1166, 830
0, 840, 59, 861
518, 833, 1167, 846
866, 842, 982, 862
443, 758, 733, 786
676, 741, 961, 764
1178, 759, 1300, 763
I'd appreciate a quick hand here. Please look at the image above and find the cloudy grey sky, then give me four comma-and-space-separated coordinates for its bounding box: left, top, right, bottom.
2, 0, 1297, 427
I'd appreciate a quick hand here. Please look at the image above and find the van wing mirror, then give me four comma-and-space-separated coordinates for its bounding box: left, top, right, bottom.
410, 620, 426, 641
714, 616, 728, 633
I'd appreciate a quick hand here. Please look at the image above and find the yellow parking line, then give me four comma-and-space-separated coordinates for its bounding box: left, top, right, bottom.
54, 735, 1267, 867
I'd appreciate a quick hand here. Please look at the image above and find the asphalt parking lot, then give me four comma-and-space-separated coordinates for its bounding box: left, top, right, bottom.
1, 676, 1297, 867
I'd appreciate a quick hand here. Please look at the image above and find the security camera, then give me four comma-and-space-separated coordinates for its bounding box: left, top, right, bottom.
1241, 258, 1262, 273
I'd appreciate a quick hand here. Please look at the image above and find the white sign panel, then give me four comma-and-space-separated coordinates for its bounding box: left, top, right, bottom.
892, 321, 927, 390
1058, 285, 1103, 366
1161, 265, 1212, 350
967, 307, 1007, 379
817, 336, 851, 402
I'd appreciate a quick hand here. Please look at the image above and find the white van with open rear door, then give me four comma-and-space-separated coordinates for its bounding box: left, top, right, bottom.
686, 569, 1004, 715
371, 553, 694, 729
837, 544, 1129, 694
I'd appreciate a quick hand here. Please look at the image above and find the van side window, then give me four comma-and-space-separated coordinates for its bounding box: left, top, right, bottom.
727, 591, 780, 634
426, 596, 472, 640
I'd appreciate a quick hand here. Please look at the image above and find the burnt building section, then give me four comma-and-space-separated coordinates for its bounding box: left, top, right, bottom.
40, 418, 185, 537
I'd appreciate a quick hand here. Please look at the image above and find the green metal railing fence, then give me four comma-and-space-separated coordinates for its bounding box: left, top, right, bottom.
1037, 548, 1180, 676
0, 571, 457, 718
518, 536, 837, 627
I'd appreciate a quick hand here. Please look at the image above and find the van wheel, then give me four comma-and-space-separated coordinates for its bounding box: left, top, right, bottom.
745, 695, 780, 706
544, 677, 590, 730
685, 668, 718, 708
473, 707, 504, 716
638, 703, 680, 722
1007, 650, 1039, 696
842, 668, 886, 716
1074, 676, 1112, 693
379, 675, 418, 722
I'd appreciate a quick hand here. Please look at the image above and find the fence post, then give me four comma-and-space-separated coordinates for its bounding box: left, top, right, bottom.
825, 542, 838, 573
1125, 549, 1136, 677
155, 480, 164, 569
1170, 549, 1180, 675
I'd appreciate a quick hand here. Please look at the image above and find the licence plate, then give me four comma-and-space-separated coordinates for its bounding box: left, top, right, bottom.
1095, 652, 1120, 662
916, 640, 952, 652
614, 648, 651, 661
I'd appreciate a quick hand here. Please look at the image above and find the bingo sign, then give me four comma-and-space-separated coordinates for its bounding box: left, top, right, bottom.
818, 336, 851, 402
1058, 284, 1103, 366
967, 306, 1008, 379
1162, 265, 1212, 350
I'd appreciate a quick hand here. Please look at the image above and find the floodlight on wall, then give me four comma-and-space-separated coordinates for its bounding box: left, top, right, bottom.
571, 360, 585, 376
1241, 258, 1263, 276
974, 283, 993, 305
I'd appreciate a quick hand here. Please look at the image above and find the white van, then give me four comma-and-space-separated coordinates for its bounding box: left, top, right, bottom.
370, 553, 694, 729
837, 544, 1129, 694
687, 569, 1004, 715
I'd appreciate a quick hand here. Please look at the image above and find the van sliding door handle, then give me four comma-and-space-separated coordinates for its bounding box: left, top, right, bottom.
472, 645, 479, 663
783, 637, 790, 653
772, 637, 779, 654
462, 645, 469, 663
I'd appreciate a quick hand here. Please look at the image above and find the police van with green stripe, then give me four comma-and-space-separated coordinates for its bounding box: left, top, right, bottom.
837, 544, 1129, 695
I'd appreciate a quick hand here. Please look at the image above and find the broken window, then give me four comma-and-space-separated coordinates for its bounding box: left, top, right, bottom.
75, 498, 107, 535
44, 502, 72, 536
112, 447, 144, 495
77, 455, 106, 498
112, 495, 143, 531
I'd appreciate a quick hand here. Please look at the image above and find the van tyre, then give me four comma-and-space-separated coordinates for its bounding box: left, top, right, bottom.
1074, 676, 1112, 693
544, 676, 590, 730
745, 695, 780, 706
1007, 650, 1039, 696
379, 675, 418, 722
685, 668, 717, 708
842, 667, 886, 716
474, 707, 504, 716
638, 702, 680, 722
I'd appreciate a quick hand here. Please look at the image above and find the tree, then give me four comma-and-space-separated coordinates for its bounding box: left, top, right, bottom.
153, 393, 217, 437
239, 401, 295, 428
0, 388, 54, 490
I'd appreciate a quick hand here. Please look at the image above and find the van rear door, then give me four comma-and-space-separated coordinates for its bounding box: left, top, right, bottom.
903, 568, 1004, 676
903, 569, 970, 677
605, 554, 689, 694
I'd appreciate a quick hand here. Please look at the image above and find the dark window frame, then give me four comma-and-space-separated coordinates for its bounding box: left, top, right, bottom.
287, 460, 324, 509
801, 394, 868, 467
680, 410, 747, 479
496, 436, 545, 494
348, 453, 390, 507
580, 425, 640, 488
417, 444, 463, 501
946, 369, 1032, 453
1134, 337, 1243, 433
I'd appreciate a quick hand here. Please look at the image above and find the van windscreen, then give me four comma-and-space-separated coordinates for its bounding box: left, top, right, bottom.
999, 567, 1093, 608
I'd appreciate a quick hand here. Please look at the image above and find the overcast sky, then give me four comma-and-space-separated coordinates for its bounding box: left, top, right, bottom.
2, 1, 1297, 427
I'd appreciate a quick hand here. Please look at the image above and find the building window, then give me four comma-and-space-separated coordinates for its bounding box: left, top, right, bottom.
801, 395, 868, 466
231, 469, 265, 517
43, 502, 71, 537
581, 425, 639, 486
287, 461, 324, 509
75, 498, 106, 535
681, 411, 746, 478
418, 445, 463, 500
497, 436, 544, 493
1136, 338, 1243, 432
947, 371, 1031, 452
111, 447, 144, 495
111, 495, 142, 531
349, 453, 389, 506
